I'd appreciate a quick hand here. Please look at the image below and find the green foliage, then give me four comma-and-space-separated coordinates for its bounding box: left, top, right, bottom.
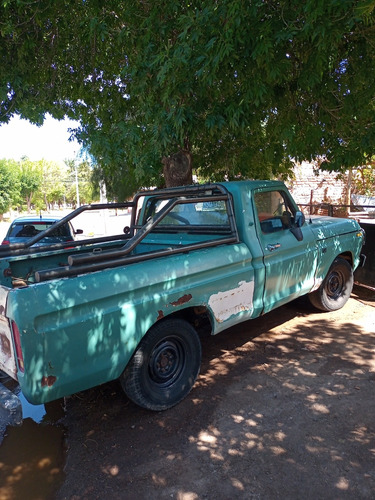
0, 157, 96, 216
17, 158, 43, 211
0, 158, 20, 214
352, 165, 375, 196
65, 159, 96, 205
29, 159, 68, 210
1, 1, 375, 195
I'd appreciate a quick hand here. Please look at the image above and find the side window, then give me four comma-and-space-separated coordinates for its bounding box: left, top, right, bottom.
254, 191, 294, 234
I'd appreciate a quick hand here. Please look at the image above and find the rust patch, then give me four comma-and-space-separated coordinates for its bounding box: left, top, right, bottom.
170, 294, 192, 307
41, 375, 57, 387
0, 332, 11, 356
157, 310, 164, 321
3, 267, 12, 277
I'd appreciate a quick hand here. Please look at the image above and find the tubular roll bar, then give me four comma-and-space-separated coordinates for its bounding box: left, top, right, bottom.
0, 202, 134, 256
2, 183, 239, 282
35, 236, 238, 282
68, 194, 236, 267
35, 191, 238, 282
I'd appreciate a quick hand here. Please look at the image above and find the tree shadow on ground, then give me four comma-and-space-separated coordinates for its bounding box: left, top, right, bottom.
56, 287, 375, 499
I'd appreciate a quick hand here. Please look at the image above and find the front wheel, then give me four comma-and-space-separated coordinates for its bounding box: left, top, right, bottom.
308, 257, 353, 312
120, 318, 202, 411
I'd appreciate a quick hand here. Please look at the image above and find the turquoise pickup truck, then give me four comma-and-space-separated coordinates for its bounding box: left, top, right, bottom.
0, 181, 365, 411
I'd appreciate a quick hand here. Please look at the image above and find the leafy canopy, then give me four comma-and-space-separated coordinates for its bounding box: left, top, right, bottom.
1, 1, 375, 196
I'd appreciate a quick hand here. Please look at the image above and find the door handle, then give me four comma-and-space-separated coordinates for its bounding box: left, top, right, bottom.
266, 243, 281, 252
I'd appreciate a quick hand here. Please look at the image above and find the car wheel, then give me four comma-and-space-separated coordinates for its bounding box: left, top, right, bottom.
120, 318, 201, 411
309, 257, 353, 312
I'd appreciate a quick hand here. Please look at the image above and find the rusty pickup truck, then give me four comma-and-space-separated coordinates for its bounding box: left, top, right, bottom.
0, 181, 365, 410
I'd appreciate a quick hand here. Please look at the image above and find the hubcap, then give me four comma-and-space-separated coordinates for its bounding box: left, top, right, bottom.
326, 271, 343, 299
149, 338, 185, 387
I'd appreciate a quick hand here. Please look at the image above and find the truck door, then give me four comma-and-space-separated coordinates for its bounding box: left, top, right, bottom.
253, 188, 318, 313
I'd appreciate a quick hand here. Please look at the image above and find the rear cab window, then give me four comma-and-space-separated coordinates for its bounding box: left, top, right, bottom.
143, 199, 231, 228
134, 188, 237, 252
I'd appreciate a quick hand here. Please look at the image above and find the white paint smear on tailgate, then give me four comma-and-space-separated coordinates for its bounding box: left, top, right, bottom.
0, 286, 17, 380
0, 315, 17, 379
208, 280, 255, 323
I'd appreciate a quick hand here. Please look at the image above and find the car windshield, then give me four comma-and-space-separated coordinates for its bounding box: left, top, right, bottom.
9, 221, 71, 239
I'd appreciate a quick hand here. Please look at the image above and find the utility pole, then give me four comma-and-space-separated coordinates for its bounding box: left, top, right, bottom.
75, 162, 80, 207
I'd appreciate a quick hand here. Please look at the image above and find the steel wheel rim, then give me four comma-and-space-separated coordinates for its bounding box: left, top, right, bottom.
326, 271, 344, 299
149, 338, 186, 387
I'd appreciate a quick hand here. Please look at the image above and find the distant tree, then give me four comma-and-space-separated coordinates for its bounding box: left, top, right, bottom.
1, 1, 375, 196
17, 158, 43, 212
65, 159, 96, 206
0, 159, 20, 218
352, 164, 375, 197
38, 160, 68, 210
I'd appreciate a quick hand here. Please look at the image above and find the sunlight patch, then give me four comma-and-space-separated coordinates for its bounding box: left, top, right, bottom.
335, 477, 349, 490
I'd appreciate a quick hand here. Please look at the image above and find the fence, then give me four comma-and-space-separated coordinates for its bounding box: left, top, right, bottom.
299, 203, 375, 219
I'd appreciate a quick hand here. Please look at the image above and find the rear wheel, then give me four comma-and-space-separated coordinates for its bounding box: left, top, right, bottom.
309, 257, 353, 312
120, 318, 201, 411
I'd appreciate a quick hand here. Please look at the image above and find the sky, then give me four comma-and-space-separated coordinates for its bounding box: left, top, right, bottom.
0, 114, 81, 163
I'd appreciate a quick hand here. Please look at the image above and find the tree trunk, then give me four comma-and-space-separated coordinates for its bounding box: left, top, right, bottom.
26, 194, 32, 213
345, 168, 352, 217
162, 150, 193, 187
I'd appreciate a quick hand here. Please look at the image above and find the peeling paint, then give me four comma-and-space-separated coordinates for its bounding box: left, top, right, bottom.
0, 332, 11, 357
41, 375, 57, 387
311, 277, 323, 292
208, 281, 254, 323
3, 267, 12, 277
170, 294, 193, 307
0, 286, 8, 311
0, 315, 17, 379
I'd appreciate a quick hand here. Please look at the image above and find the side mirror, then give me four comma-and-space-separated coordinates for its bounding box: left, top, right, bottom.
295, 211, 305, 228
289, 211, 305, 241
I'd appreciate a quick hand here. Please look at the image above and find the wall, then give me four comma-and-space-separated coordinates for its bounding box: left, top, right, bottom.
287, 161, 349, 206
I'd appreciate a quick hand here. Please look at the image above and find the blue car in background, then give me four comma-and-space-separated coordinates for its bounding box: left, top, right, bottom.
1, 216, 83, 247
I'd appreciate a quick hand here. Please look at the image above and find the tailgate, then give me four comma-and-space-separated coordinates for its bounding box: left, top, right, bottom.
0, 286, 17, 380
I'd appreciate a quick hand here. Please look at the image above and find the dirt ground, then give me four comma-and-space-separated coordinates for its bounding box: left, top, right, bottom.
53, 285, 375, 500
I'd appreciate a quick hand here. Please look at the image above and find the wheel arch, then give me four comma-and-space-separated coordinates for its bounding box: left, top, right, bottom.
336, 250, 354, 267
316, 251, 354, 286
155, 305, 214, 336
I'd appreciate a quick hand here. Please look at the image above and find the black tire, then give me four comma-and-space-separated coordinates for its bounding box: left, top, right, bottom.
120, 318, 201, 411
308, 257, 353, 312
